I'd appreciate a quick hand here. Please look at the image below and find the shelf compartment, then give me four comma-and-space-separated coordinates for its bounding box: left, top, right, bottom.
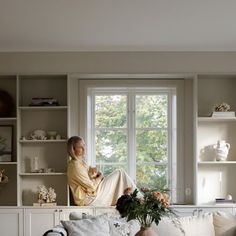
198, 76, 236, 117
19, 75, 67, 106
197, 122, 236, 162
0, 164, 17, 206
20, 142, 67, 173
20, 175, 67, 206
20, 109, 67, 139
198, 165, 236, 205
0, 76, 17, 117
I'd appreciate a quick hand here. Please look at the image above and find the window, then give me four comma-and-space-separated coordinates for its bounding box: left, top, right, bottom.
86, 86, 177, 194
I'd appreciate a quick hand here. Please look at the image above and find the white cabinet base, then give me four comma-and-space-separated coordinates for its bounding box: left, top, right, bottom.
0, 209, 23, 236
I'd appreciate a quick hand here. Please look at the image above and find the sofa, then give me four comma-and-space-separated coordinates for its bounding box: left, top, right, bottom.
43, 211, 236, 236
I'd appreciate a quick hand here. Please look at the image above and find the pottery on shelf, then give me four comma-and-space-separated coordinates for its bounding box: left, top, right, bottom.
213, 140, 230, 161
30, 129, 47, 140
47, 131, 57, 140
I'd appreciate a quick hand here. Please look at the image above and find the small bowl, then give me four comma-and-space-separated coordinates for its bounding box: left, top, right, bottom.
47, 131, 57, 137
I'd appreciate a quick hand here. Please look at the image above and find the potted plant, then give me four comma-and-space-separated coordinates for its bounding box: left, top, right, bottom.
116, 187, 173, 236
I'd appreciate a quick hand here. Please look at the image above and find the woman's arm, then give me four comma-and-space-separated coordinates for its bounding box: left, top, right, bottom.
69, 161, 102, 194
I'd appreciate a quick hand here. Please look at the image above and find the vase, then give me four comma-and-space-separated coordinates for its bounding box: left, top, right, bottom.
135, 227, 156, 236
213, 140, 230, 161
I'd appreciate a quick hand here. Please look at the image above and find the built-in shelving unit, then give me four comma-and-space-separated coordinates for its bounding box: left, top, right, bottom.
18, 75, 68, 206
196, 75, 236, 205
0, 74, 69, 206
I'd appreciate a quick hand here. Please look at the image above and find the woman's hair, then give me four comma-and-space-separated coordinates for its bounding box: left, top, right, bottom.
67, 136, 85, 160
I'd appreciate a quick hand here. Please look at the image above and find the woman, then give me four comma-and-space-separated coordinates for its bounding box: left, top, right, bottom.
67, 136, 136, 206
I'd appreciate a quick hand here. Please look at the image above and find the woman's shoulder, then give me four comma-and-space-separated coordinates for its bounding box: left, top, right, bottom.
68, 159, 86, 168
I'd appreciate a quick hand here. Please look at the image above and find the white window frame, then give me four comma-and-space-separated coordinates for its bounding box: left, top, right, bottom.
87, 86, 177, 199
78, 78, 185, 203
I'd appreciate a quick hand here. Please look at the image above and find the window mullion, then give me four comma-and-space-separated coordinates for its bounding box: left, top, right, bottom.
128, 90, 136, 183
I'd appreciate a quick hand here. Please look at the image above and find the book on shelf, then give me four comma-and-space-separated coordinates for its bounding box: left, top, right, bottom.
211, 111, 235, 118
215, 198, 235, 204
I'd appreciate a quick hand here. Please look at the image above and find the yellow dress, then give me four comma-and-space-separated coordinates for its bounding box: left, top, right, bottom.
67, 159, 136, 206
67, 159, 102, 206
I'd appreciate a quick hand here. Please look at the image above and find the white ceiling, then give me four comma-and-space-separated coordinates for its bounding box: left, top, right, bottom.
1, 0, 236, 52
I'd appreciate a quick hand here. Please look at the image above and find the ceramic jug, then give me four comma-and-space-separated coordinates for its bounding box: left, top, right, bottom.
213, 140, 230, 161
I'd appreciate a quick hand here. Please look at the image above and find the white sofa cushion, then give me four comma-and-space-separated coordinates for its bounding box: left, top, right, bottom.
179, 213, 215, 236
61, 216, 110, 236
213, 211, 236, 236
153, 218, 184, 236
61, 212, 216, 236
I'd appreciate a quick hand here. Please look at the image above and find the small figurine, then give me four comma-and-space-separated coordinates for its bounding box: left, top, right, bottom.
37, 185, 56, 204
0, 169, 9, 184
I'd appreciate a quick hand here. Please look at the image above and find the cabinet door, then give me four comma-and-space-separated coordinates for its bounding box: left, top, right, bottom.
173, 207, 199, 217
198, 207, 233, 215
59, 207, 94, 221
25, 208, 59, 236
0, 208, 23, 236
94, 207, 119, 216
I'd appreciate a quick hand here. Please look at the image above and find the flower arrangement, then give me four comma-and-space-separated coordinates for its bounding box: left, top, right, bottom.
116, 187, 173, 229
213, 102, 231, 112
37, 185, 56, 204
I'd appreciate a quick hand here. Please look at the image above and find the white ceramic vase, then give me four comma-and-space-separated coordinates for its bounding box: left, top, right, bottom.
213, 140, 230, 161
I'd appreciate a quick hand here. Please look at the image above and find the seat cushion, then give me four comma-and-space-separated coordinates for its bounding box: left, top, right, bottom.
213, 211, 236, 236
179, 213, 215, 236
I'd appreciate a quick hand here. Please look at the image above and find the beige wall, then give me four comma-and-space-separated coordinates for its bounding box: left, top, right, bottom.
1, 52, 236, 74
1, 51, 234, 204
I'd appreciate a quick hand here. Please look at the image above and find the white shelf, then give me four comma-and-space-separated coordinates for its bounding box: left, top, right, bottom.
19, 139, 67, 143
198, 117, 236, 122
19, 173, 66, 176
0, 117, 17, 121
19, 106, 67, 110
198, 161, 236, 164
0, 162, 17, 165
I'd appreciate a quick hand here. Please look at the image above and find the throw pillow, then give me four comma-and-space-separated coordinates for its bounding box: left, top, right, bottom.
108, 217, 140, 236
213, 212, 236, 236
179, 213, 215, 236
153, 218, 185, 236
61, 216, 110, 236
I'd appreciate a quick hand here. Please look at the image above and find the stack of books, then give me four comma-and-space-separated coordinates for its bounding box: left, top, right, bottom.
33, 202, 57, 207
212, 111, 235, 118
215, 198, 235, 204
29, 97, 59, 106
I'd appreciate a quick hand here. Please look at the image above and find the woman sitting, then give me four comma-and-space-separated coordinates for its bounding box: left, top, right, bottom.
67, 136, 136, 206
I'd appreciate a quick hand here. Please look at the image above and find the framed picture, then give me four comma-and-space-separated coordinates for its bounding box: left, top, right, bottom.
0, 125, 13, 162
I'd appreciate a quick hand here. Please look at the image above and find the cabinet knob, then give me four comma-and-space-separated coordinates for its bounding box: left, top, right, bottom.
59, 209, 63, 212
55, 209, 58, 212
193, 209, 198, 216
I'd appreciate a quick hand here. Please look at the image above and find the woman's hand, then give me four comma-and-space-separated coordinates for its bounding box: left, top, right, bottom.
96, 171, 104, 180
88, 166, 97, 179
